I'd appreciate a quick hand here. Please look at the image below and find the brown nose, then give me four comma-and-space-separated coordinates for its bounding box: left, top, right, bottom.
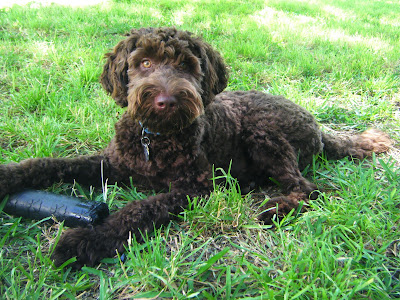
154, 94, 177, 111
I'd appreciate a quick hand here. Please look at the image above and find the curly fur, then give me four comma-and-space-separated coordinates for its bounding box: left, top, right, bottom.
0, 27, 392, 269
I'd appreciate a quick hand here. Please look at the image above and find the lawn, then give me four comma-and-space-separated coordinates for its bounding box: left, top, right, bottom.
1, 0, 400, 298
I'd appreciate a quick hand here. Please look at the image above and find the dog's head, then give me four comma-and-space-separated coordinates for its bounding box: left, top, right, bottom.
100, 27, 228, 134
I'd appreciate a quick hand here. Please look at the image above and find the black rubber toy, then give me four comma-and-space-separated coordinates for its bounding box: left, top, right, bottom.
2, 190, 109, 227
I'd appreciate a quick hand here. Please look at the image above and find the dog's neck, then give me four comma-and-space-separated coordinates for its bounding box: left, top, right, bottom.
139, 121, 161, 136
139, 121, 160, 162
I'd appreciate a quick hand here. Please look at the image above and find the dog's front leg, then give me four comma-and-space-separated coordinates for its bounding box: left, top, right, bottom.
0, 155, 110, 199
52, 190, 193, 269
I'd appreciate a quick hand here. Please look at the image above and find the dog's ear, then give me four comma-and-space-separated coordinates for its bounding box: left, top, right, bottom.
203, 43, 229, 95
194, 40, 228, 104
100, 30, 144, 107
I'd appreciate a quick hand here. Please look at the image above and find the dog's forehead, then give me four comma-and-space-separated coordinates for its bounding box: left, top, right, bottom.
134, 33, 196, 58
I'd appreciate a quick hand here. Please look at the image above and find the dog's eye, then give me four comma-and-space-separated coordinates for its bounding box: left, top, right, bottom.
178, 61, 186, 69
141, 59, 152, 68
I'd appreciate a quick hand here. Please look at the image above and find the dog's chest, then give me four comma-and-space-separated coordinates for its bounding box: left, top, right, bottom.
115, 128, 199, 180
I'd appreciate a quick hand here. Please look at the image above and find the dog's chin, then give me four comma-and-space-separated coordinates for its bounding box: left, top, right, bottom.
134, 110, 201, 135
142, 122, 189, 135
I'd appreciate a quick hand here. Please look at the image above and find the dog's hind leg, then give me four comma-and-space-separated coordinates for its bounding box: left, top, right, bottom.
245, 127, 317, 193
243, 129, 319, 223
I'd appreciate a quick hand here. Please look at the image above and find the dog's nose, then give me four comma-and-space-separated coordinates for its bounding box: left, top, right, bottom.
154, 94, 177, 111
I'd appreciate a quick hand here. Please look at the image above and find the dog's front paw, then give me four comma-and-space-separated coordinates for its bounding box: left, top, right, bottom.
0, 162, 25, 199
52, 227, 107, 269
0, 164, 11, 200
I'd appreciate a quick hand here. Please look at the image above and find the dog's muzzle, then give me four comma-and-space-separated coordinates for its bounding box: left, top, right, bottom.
127, 69, 204, 134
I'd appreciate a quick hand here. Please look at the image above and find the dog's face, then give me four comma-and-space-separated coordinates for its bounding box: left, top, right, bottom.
101, 27, 228, 134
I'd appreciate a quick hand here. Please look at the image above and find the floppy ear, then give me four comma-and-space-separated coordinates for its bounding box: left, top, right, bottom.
100, 29, 144, 107
191, 38, 229, 106
202, 42, 229, 96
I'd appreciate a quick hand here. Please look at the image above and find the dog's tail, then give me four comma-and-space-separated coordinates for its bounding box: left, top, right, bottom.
321, 128, 392, 160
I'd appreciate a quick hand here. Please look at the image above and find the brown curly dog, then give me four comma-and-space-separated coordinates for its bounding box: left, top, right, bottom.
0, 27, 392, 269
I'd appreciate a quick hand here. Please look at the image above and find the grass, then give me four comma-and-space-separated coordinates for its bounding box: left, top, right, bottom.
1, 0, 400, 298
